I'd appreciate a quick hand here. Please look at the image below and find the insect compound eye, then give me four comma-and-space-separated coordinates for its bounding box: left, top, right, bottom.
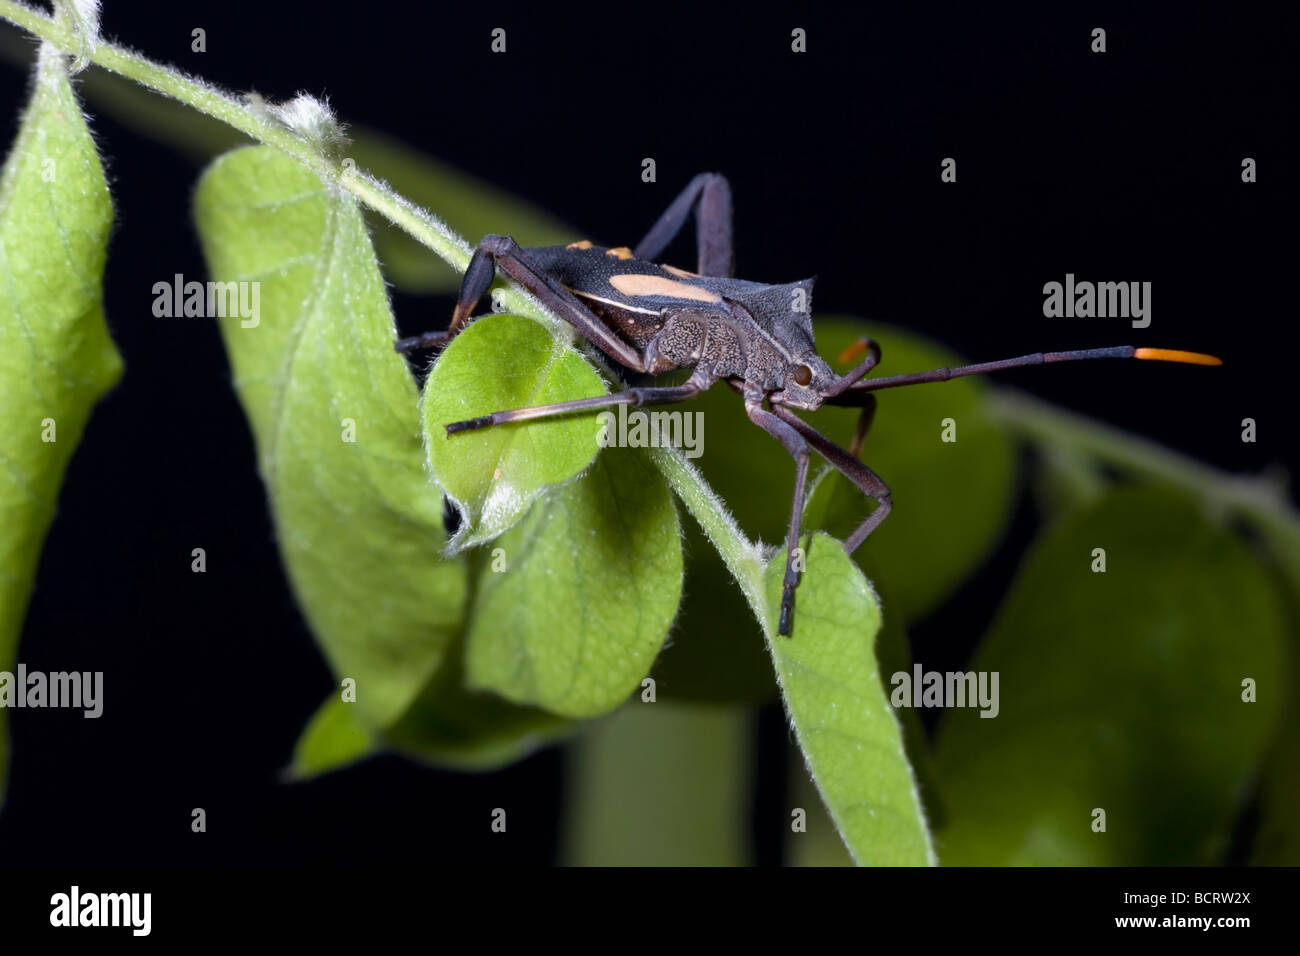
793, 364, 813, 386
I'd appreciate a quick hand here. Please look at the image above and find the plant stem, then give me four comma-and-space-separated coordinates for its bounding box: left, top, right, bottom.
989, 388, 1300, 587
563, 702, 755, 865
0, 0, 760, 601
649, 446, 771, 629
0, 0, 557, 317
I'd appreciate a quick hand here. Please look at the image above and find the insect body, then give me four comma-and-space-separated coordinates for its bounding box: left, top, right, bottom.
396, 173, 1220, 636
521, 243, 830, 392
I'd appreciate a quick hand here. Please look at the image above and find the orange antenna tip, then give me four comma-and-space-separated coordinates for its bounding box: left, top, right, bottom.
1134, 348, 1222, 367
838, 339, 870, 365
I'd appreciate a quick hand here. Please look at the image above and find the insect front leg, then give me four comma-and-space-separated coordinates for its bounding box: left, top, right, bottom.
394, 245, 498, 352
446, 370, 715, 435
633, 172, 734, 277
477, 235, 655, 371
770, 405, 893, 555
397, 236, 652, 373
745, 398, 813, 637
822, 388, 879, 458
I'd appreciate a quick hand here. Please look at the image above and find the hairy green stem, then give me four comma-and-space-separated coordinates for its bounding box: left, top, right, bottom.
0, 0, 551, 318
1, 0, 757, 610
649, 446, 771, 628
990, 388, 1300, 587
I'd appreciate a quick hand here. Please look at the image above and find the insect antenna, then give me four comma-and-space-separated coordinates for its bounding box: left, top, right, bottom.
842, 346, 1221, 393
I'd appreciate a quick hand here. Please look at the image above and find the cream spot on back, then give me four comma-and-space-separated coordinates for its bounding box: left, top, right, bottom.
609, 273, 721, 303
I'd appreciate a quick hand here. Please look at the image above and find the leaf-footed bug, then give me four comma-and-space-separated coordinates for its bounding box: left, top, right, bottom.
396, 173, 1220, 636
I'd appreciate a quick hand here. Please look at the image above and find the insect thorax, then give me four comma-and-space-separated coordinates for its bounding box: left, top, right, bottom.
531, 242, 809, 389
647, 309, 791, 389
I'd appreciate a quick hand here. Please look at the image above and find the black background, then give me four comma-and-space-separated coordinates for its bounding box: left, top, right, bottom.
0, 2, 1293, 866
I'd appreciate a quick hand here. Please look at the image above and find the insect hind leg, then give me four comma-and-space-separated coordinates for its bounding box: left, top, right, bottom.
633, 172, 734, 278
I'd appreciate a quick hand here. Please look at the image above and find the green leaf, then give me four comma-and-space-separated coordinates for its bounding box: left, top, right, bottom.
290, 636, 574, 778
1251, 682, 1300, 864
382, 632, 574, 770
647, 520, 778, 703
423, 312, 608, 551
194, 145, 466, 729
564, 701, 754, 865
933, 485, 1287, 864
0, 44, 122, 805
289, 695, 377, 779
694, 318, 1016, 625
13, 49, 576, 293
786, 754, 854, 866
466, 445, 683, 718
865, 560, 946, 829
763, 534, 936, 865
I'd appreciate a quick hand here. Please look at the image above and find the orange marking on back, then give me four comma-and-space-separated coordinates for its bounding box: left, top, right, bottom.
1134, 348, 1222, 366
566, 240, 593, 250
609, 273, 721, 303
605, 246, 634, 260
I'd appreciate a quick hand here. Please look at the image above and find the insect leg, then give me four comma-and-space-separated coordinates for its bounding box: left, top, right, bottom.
394, 245, 497, 352
446, 370, 714, 435
633, 172, 734, 277
473, 235, 652, 372
746, 400, 812, 637
820, 387, 879, 458
824, 337, 883, 395
770, 405, 893, 555
397, 235, 652, 373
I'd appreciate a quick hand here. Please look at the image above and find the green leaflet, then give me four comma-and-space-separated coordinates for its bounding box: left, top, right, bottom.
0, 44, 122, 805
289, 694, 376, 779
786, 756, 853, 866
290, 653, 573, 777
933, 486, 1287, 864
194, 145, 466, 729
466, 445, 683, 718
423, 313, 607, 552
30, 59, 578, 294
382, 635, 574, 770
648, 519, 778, 703
763, 534, 936, 865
